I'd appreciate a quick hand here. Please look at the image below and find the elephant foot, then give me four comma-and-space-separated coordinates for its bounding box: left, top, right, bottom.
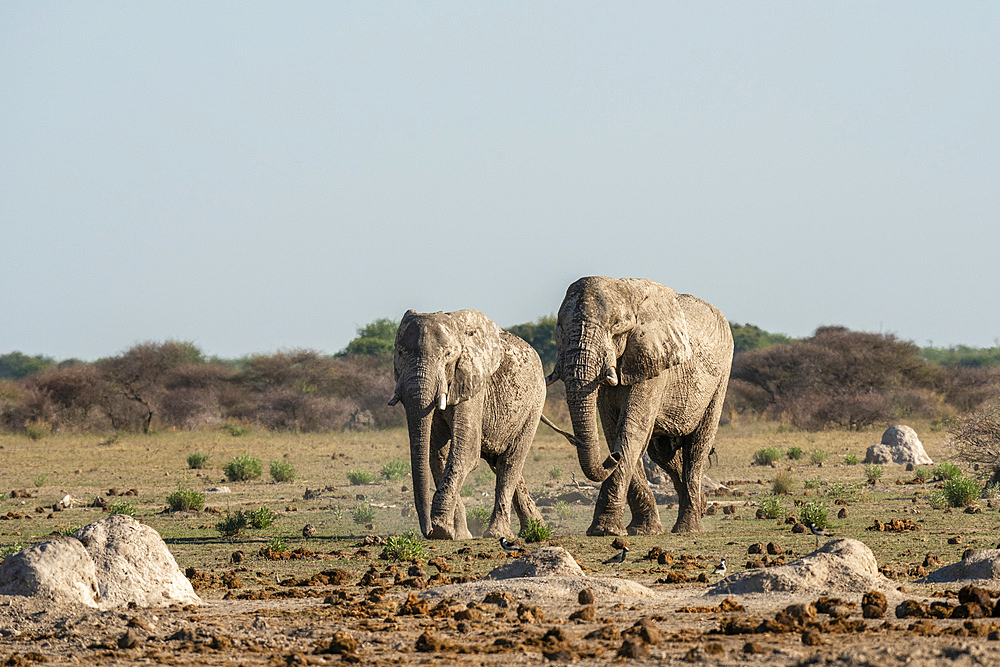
671, 513, 704, 533
482, 524, 515, 540
586, 519, 627, 537
427, 522, 455, 540
626, 516, 664, 536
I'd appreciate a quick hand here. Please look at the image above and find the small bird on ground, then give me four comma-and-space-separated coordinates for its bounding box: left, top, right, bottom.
809, 522, 833, 548
603, 546, 629, 566
712, 558, 727, 577
499, 537, 525, 555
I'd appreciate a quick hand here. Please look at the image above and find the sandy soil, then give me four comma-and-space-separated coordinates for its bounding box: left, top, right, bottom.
3, 561, 1000, 666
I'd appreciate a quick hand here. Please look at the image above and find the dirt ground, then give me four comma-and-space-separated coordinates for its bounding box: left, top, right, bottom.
4, 546, 1000, 666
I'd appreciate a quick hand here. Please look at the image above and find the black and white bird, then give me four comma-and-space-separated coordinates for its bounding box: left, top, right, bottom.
499, 537, 525, 555
712, 558, 727, 577
808, 522, 833, 547
603, 546, 629, 566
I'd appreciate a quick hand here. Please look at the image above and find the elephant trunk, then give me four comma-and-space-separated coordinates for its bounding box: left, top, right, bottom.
566, 385, 620, 482
404, 399, 435, 536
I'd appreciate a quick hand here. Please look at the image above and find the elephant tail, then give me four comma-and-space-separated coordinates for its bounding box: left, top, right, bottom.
539, 414, 577, 446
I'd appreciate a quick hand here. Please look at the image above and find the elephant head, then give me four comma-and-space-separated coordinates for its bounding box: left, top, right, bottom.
548, 277, 693, 482
390, 309, 503, 536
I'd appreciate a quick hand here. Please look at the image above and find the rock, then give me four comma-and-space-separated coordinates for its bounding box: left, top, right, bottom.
578, 587, 595, 605
863, 425, 933, 465
0, 537, 101, 607
709, 539, 893, 596
486, 547, 583, 580
118, 629, 142, 649
302, 524, 317, 538
921, 550, 1000, 583
74, 515, 200, 608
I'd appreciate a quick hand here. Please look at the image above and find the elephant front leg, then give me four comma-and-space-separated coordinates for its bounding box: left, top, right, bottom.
428, 403, 482, 540
588, 462, 631, 536
625, 462, 664, 535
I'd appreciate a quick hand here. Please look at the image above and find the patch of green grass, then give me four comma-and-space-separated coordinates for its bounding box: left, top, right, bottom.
269, 460, 297, 483
787, 446, 804, 461
519, 518, 552, 543
555, 500, 573, 520
0, 543, 25, 560
382, 531, 426, 561
268, 537, 288, 554
32, 473, 48, 487
380, 459, 410, 482
187, 452, 211, 469
913, 467, 931, 482
25, 420, 51, 441
224, 454, 263, 482
549, 466, 563, 480
460, 482, 475, 498
166, 488, 205, 512
843, 454, 860, 465
752, 447, 783, 466
347, 470, 377, 485
804, 478, 822, 490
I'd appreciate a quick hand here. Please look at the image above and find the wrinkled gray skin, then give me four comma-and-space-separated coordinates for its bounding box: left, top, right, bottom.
391, 309, 545, 540
548, 277, 733, 535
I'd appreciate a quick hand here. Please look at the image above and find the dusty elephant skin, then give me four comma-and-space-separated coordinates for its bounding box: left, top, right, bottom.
391, 309, 545, 540
548, 277, 733, 535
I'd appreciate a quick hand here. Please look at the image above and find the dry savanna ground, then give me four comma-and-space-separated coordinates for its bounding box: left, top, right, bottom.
2, 420, 1000, 665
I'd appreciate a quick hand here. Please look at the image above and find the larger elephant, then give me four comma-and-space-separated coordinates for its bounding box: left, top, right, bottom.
391, 309, 545, 540
547, 277, 733, 535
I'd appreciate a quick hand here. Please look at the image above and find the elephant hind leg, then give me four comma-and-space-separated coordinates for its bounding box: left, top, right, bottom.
512, 476, 543, 533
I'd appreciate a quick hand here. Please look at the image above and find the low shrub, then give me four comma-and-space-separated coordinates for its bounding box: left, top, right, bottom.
555, 500, 573, 520
913, 467, 931, 482
347, 470, 377, 486
944, 476, 980, 507
108, 500, 135, 517
809, 450, 829, 465
381, 459, 410, 482
467, 505, 491, 536
25, 420, 51, 441
800, 500, 829, 529
549, 466, 563, 480
268, 537, 288, 554
843, 454, 861, 465
352, 502, 376, 525
772, 471, 795, 495
460, 483, 475, 498
224, 455, 263, 482
519, 518, 552, 543
752, 447, 783, 466
187, 452, 211, 469
934, 462, 963, 481
166, 488, 205, 512
787, 447, 804, 461
216, 512, 248, 538
223, 422, 251, 437
804, 478, 822, 490
382, 531, 426, 560
759, 495, 784, 519
270, 460, 297, 483
864, 464, 883, 483
245, 506, 278, 529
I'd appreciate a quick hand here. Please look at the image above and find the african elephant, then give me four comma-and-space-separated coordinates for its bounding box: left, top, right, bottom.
547, 277, 733, 535
390, 309, 545, 540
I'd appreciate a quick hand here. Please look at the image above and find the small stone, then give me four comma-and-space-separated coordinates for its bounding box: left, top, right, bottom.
302, 524, 317, 538
578, 587, 595, 605
118, 629, 142, 649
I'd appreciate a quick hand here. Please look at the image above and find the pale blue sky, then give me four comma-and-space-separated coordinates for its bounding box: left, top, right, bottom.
2, 2, 998, 360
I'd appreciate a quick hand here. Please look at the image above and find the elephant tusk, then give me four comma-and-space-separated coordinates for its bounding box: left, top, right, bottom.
388, 393, 400, 406
437, 394, 448, 411
545, 370, 560, 386
604, 367, 618, 386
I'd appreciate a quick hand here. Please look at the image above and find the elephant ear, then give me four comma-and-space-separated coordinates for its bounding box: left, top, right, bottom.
449, 310, 503, 403
393, 310, 418, 382
619, 282, 692, 384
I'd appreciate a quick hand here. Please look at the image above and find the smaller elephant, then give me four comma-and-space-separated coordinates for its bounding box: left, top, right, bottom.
391, 309, 545, 540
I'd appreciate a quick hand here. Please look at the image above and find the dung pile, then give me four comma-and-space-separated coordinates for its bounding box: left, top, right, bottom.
709, 539, 894, 596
